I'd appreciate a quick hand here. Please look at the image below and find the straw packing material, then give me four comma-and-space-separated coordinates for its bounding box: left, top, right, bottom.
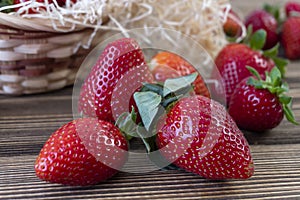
1, 0, 230, 57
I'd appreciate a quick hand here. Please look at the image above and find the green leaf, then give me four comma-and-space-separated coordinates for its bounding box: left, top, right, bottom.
247, 77, 263, 88
141, 83, 163, 96
272, 57, 289, 76
279, 95, 292, 105
115, 112, 139, 140
250, 29, 267, 50
281, 82, 289, 92
283, 104, 299, 125
133, 91, 162, 131
276, 87, 288, 94
263, 43, 279, 58
269, 67, 282, 85
163, 73, 198, 97
246, 66, 262, 80
242, 25, 254, 44
136, 127, 158, 153
136, 126, 151, 152
130, 106, 137, 124
263, 4, 280, 21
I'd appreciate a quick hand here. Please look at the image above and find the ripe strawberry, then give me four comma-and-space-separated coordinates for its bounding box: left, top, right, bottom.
150, 51, 210, 98
128, 74, 254, 179
223, 9, 243, 38
245, 9, 279, 50
214, 42, 275, 105
78, 38, 154, 123
285, 1, 300, 17
156, 95, 254, 179
35, 118, 128, 186
281, 16, 300, 59
229, 67, 298, 132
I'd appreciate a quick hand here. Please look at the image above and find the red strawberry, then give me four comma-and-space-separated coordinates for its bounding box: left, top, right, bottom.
223, 9, 243, 38
129, 74, 254, 179
229, 67, 298, 132
285, 1, 300, 17
281, 17, 300, 59
214, 42, 275, 105
156, 95, 254, 179
150, 51, 210, 98
78, 38, 154, 123
245, 9, 279, 50
35, 118, 128, 186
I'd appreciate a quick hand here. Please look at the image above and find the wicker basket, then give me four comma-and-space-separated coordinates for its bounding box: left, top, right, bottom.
0, 13, 101, 95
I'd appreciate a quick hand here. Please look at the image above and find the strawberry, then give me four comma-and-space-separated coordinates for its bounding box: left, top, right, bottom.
245, 9, 279, 50
214, 29, 288, 105
78, 38, 154, 123
131, 74, 254, 179
228, 67, 298, 132
285, 1, 300, 17
35, 118, 128, 186
150, 51, 210, 98
214, 44, 273, 105
281, 16, 300, 59
223, 9, 243, 38
156, 95, 254, 179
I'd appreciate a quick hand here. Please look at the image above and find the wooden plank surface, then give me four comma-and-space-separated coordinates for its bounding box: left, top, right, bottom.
1, 0, 300, 199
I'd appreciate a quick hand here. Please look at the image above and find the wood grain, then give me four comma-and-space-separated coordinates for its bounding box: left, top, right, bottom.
0, 144, 300, 200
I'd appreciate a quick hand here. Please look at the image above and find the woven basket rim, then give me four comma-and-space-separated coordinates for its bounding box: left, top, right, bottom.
0, 12, 85, 33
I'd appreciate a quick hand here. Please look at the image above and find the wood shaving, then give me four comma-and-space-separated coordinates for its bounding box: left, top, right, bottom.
0, 0, 233, 57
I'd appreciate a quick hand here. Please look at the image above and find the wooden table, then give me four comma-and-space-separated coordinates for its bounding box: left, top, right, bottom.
1, 1, 300, 199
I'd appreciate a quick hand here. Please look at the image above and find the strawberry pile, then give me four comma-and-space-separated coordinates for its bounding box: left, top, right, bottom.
33, 1, 299, 188
217, 5, 299, 132
35, 37, 259, 186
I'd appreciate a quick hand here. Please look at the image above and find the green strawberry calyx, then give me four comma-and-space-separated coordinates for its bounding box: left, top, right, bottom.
243, 27, 289, 76
116, 108, 156, 153
246, 66, 298, 125
134, 73, 197, 131
115, 73, 198, 153
263, 4, 281, 23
